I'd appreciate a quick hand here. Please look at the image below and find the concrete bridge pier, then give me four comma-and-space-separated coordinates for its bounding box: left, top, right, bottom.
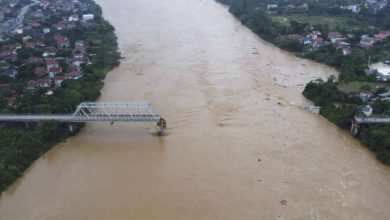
68, 123, 74, 133
351, 119, 360, 137
156, 118, 167, 136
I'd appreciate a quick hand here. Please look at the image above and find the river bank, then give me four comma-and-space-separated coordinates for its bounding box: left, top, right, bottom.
1, 0, 390, 219
0, 0, 120, 192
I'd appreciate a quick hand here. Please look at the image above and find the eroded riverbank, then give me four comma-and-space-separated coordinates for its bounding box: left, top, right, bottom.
1, 0, 390, 219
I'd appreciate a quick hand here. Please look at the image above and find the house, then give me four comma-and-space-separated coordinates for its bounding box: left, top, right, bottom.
34, 67, 46, 76
29, 30, 44, 39
25, 42, 36, 49
54, 34, 70, 46
342, 47, 352, 56
75, 40, 85, 47
30, 11, 45, 20
4, 95, 17, 105
298, 3, 309, 10
74, 41, 87, 55
360, 36, 376, 49
42, 50, 56, 57
3, 68, 17, 78
0, 83, 11, 90
27, 56, 43, 63
46, 58, 59, 69
65, 71, 83, 79
22, 35, 32, 42
328, 32, 342, 41
27, 80, 37, 90
266, 10, 278, 16
55, 36, 70, 48
71, 56, 88, 66
267, 4, 278, 10
48, 67, 62, 78
335, 40, 350, 49
302, 37, 312, 45
52, 22, 65, 31
28, 21, 41, 28
9, 0, 18, 8
358, 91, 373, 102
341, 5, 361, 13
53, 76, 65, 87
374, 31, 390, 41
0, 50, 17, 61
368, 62, 390, 81
15, 28, 23, 35
40, 0, 50, 9
287, 34, 304, 42
308, 32, 320, 40
313, 37, 324, 48
12, 43, 22, 50
362, 105, 373, 116
68, 14, 79, 22
36, 78, 51, 88
378, 91, 390, 101
43, 27, 50, 34
286, 4, 296, 10
69, 65, 81, 72
82, 14, 94, 21
45, 90, 53, 96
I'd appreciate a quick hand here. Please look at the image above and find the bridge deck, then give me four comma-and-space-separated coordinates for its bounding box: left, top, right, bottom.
354, 116, 390, 124
0, 114, 161, 122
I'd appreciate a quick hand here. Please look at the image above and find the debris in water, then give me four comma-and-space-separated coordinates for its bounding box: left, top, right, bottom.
280, 200, 287, 205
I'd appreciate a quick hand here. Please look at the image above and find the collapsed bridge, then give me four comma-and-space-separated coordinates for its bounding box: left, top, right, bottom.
0, 102, 167, 135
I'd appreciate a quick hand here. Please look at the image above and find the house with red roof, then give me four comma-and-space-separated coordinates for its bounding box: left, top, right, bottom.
27, 56, 43, 63
54, 34, 70, 48
48, 67, 62, 78
0, 83, 11, 90
36, 78, 51, 88
46, 58, 59, 69
52, 22, 65, 31
34, 67, 46, 76
4, 95, 17, 106
53, 76, 66, 87
65, 71, 83, 79
374, 31, 390, 41
72, 55, 88, 66
27, 80, 37, 90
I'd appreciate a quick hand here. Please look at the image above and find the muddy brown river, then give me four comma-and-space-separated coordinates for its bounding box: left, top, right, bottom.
1, 0, 390, 219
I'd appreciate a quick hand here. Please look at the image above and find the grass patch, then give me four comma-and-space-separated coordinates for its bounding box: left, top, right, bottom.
337, 81, 383, 93
271, 15, 363, 31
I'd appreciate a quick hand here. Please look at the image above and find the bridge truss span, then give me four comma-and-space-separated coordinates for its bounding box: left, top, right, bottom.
72, 102, 161, 122
0, 102, 167, 135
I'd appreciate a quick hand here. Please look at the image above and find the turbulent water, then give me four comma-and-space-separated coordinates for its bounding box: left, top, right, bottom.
1, 0, 390, 219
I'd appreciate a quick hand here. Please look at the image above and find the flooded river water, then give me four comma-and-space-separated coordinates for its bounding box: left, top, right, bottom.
1, 0, 390, 219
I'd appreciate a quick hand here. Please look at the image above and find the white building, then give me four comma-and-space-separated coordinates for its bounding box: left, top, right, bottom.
369, 62, 390, 81
82, 14, 94, 21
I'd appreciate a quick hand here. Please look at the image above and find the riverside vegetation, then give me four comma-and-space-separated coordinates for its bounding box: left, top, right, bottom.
218, 0, 390, 164
0, 0, 120, 192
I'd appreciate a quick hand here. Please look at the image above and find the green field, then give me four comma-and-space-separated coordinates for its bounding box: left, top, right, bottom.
271, 15, 363, 31
337, 81, 386, 93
